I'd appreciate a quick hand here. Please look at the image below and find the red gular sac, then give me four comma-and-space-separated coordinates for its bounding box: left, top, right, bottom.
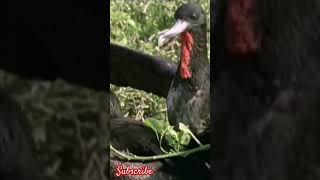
225, 0, 261, 58
180, 31, 194, 79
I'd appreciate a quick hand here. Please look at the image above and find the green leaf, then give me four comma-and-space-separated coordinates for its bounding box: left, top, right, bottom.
145, 118, 165, 134
179, 123, 192, 134
179, 132, 191, 146
127, 19, 137, 28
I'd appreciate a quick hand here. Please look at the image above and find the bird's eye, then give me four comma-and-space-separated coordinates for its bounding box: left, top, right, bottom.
191, 13, 197, 20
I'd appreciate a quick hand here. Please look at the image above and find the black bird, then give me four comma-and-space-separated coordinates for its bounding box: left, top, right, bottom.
213, 0, 320, 179
159, 3, 210, 137
110, 43, 177, 98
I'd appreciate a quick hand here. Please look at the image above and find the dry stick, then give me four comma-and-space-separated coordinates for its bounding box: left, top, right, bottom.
143, 1, 152, 14
110, 144, 210, 161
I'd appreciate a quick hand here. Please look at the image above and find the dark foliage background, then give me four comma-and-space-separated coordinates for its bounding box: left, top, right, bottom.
0, 70, 108, 180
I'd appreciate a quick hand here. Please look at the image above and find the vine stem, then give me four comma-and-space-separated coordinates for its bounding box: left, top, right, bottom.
110, 144, 210, 162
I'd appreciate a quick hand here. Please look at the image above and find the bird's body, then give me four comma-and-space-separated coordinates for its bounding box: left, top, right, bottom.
109, 3, 211, 179
159, 3, 210, 137
167, 64, 210, 136
213, 0, 320, 179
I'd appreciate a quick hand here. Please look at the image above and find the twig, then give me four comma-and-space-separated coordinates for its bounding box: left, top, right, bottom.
143, 1, 152, 14
110, 144, 210, 161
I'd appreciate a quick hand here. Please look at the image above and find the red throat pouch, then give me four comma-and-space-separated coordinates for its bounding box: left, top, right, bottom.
225, 0, 260, 57
180, 32, 194, 79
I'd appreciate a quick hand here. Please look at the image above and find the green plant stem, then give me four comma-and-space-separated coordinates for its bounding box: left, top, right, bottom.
110, 144, 210, 162
189, 131, 202, 146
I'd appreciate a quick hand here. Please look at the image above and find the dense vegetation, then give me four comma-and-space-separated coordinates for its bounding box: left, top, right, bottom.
110, 0, 210, 121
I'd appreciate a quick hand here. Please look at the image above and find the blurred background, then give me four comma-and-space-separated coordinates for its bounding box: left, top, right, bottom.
0, 1, 211, 179
0, 71, 107, 180
110, 0, 210, 122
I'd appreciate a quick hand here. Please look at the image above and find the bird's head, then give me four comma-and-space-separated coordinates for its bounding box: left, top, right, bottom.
158, 3, 206, 47
158, 3, 208, 80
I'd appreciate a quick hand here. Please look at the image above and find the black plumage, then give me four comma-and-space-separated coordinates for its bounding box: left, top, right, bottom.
110, 43, 177, 98
159, 3, 210, 138
213, 0, 320, 179
109, 3, 212, 179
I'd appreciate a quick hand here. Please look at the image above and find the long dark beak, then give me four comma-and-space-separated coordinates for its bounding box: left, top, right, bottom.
158, 19, 191, 47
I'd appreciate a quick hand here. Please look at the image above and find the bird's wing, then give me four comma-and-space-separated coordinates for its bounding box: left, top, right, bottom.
110, 43, 177, 97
